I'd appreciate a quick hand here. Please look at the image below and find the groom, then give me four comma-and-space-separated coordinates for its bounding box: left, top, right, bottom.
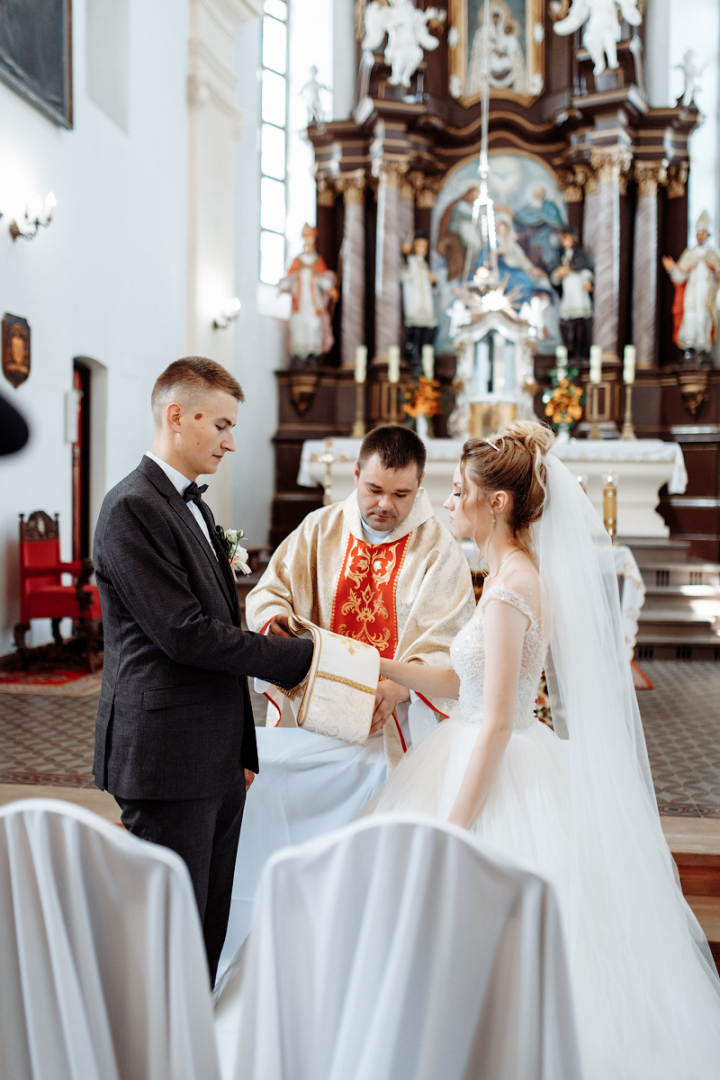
93, 356, 312, 984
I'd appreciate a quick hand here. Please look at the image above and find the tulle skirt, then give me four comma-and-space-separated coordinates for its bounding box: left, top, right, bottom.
365, 718, 720, 1080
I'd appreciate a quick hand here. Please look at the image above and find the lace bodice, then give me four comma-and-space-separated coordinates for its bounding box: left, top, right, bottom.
450, 585, 547, 732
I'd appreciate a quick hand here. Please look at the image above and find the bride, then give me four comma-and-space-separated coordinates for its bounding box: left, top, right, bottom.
366, 420, 720, 1078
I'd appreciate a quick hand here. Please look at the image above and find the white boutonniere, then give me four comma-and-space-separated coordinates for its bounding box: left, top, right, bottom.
216, 526, 252, 576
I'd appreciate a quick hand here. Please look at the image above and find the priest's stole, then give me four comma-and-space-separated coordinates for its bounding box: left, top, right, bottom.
330, 534, 410, 657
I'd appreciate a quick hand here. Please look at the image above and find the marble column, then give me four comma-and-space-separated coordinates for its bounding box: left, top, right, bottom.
338, 171, 366, 369
632, 163, 666, 368
586, 149, 632, 356
375, 161, 405, 359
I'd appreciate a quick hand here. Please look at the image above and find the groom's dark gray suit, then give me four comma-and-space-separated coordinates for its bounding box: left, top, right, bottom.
93, 455, 312, 982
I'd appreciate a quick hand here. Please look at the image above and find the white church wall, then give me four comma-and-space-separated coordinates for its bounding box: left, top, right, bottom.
0, 0, 189, 654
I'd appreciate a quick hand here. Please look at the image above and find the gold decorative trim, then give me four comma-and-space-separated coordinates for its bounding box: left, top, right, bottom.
317, 670, 376, 696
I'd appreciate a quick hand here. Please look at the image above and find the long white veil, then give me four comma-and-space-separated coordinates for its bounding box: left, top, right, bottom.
536, 454, 720, 1072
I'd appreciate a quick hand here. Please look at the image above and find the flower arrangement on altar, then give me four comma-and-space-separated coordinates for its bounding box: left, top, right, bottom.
216, 526, 252, 576
542, 367, 585, 437
403, 376, 441, 421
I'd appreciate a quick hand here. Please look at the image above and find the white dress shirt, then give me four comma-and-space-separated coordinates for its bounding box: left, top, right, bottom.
145, 451, 217, 558
361, 517, 394, 546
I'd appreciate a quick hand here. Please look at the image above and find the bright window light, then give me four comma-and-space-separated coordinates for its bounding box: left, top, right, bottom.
261, 69, 286, 127
263, 0, 287, 20
260, 176, 286, 234
261, 123, 286, 181
263, 16, 287, 75
260, 230, 286, 285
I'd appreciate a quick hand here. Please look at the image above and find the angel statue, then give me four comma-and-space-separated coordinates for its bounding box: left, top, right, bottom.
553, 0, 642, 76
362, 0, 446, 89
300, 65, 331, 126
675, 49, 705, 108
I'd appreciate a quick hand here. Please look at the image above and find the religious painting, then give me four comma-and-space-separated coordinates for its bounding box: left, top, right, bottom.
448, 0, 545, 105
431, 151, 568, 354
2, 313, 31, 388
0, 0, 73, 128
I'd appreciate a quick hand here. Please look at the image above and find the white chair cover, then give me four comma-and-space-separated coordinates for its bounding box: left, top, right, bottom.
0, 798, 220, 1080
220, 813, 581, 1080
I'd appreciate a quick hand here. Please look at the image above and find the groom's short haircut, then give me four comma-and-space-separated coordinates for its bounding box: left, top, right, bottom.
358, 425, 426, 478
151, 357, 244, 425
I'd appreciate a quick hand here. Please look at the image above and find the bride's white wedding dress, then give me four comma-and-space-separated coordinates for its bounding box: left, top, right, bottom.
367, 457, 720, 1079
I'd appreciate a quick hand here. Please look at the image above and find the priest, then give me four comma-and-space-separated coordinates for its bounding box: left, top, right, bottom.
220, 426, 475, 964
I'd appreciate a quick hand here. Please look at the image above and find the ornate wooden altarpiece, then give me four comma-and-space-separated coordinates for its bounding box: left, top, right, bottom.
271, 1, 720, 561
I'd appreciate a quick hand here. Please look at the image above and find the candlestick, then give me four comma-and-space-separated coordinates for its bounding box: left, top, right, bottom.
354, 345, 367, 384
621, 382, 637, 440
421, 344, 434, 380
352, 381, 366, 438
623, 344, 636, 385
603, 473, 617, 541
589, 345, 602, 385
387, 346, 401, 384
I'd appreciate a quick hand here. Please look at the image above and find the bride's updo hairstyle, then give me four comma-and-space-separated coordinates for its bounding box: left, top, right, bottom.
460, 420, 555, 556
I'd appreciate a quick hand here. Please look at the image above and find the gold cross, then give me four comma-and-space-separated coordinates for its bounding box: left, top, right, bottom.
310, 438, 348, 505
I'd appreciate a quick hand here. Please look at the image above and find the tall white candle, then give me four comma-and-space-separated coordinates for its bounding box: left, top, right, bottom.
421, 344, 434, 380
623, 344, 636, 385
555, 345, 568, 373
589, 345, 602, 385
387, 346, 401, 384
354, 345, 367, 384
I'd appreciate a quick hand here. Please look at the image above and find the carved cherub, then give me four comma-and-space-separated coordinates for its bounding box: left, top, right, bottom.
362, 0, 446, 89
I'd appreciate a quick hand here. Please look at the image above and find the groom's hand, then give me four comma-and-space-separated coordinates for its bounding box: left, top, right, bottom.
370, 679, 410, 735
244, 769, 256, 793
266, 614, 292, 638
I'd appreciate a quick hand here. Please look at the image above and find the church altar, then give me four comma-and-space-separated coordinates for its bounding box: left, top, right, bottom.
298, 437, 688, 539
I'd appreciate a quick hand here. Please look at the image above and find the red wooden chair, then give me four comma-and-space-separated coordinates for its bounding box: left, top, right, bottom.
14, 511, 102, 670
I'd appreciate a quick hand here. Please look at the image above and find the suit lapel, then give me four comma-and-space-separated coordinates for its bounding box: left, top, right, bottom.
137, 457, 238, 619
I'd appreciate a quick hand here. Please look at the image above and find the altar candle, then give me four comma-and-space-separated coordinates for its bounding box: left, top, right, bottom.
388, 346, 401, 384
354, 345, 367, 384
589, 345, 603, 384
421, 344, 435, 380
623, 344, 636, 384
555, 345, 568, 374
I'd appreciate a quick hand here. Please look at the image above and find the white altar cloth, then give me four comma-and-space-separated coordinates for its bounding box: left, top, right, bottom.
299, 436, 687, 538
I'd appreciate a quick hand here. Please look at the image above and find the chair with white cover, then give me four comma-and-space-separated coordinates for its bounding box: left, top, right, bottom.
215, 813, 581, 1080
0, 798, 220, 1080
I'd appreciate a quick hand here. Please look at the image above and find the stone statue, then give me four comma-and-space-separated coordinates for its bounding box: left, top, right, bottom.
550, 229, 594, 360
401, 231, 437, 375
554, 0, 642, 76
663, 212, 720, 361
279, 224, 338, 368
675, 49, 704, 108
300, 65, 331, 126
362, 0, 445, 89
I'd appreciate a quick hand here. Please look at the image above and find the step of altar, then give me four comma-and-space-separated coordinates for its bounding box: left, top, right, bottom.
618, 536, 693, 564
662, 820, 720, 974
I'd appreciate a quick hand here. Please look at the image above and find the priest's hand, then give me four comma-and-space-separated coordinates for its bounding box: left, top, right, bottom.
370, 679, 410, 735
266, 614, 293, 638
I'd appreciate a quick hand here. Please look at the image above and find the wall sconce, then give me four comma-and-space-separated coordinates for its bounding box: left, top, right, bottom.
10, 192, 56, 241
213, 297, 241, 330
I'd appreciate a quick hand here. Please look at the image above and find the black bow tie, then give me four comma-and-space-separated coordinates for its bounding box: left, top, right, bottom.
183, 482, 208, 504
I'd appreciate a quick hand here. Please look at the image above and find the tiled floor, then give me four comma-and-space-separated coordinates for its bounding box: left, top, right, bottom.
1, 663, 718, 815
636, 661, 720, 817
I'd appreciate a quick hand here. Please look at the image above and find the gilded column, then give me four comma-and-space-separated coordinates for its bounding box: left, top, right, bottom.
588, 148, 632, 356
632, 162, 667, 368
336, 170, 367, 369
374, 159, 407, 359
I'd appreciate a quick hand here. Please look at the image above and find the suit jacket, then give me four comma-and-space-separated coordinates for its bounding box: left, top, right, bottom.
93, 456, 313, 800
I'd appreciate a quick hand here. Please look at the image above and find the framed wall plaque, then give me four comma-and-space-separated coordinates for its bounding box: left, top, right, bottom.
0, 0, 73, 128
449, 0, 545, 106
2, 314, 31, 388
